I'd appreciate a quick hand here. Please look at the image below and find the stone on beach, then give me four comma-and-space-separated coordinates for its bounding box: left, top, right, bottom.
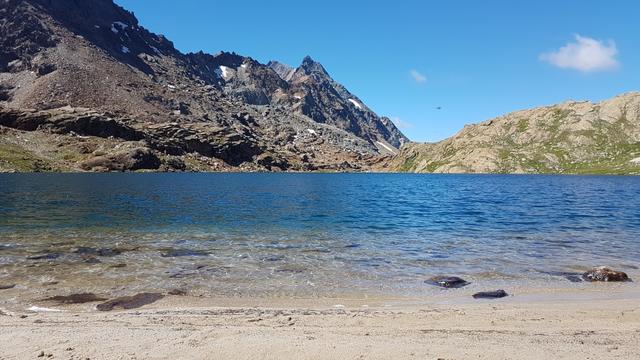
472, 290, 509, 299
96, 293, 164, 311
0, 284, 16, 290
582, 267, 630, 282
425, 276, 470, 288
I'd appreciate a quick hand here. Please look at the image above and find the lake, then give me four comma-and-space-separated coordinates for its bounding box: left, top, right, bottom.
0, 173, 639, 303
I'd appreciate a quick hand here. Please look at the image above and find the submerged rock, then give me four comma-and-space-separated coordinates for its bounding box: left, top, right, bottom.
44, 293, 107, 304
167, 289, 187, 296
472, 290, 509, 299
96, 293, 164, 311
26, 253, 61, 260
425, 276, 470, 288
538, 270, 584, 283
0, 284, 16, 290
160, 249, 209, 258
582, 267, 630, 282
82, 256, 102, 264
73, 247, 122, 257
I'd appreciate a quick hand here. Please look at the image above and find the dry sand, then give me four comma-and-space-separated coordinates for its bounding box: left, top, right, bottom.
1, 294, 639, 360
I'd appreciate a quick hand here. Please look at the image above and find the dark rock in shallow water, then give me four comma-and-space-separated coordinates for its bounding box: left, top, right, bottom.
82, 256, 102, 264
0, 284, 16, 290
26, 253, 61, 260
425, 276, 470, 288
160, 249, 210, 258
96, 293, 164, 311
73, 247, 123, 257
538, 270, 584, 283
167, 289, 187, 296
582, 267, 630, 282
473, 290, 509, 299
44, 293, 107, 304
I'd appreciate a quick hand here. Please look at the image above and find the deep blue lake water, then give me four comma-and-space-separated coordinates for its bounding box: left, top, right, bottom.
0, 173, 639, 300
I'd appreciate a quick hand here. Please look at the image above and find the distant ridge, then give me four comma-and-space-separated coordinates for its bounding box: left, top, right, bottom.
385, 92, 640, 175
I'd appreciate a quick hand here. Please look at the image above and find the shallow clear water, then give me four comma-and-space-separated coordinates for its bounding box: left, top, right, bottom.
0, 173, 639, 301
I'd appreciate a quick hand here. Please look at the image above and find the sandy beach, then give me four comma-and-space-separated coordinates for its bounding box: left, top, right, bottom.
1, 293, 639, 360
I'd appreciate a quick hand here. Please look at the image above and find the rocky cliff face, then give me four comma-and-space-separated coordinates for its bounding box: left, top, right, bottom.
0, 0, 406, 172
385, 92, 640, 175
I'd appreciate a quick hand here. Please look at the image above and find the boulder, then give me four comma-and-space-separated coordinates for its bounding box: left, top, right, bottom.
36, 63, 56, 76
472, 290, 509, 299
425, 276, 470, 288
0, 284, 16, 290
582, 267, 630, 282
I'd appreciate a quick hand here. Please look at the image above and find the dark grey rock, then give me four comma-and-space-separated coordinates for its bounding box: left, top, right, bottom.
160, 249, 209, 258
425, 276, 470, 288
96, 293, 164, 311
538, 270, 584, 283
472, 290, 509, 299
26, 253, 60, 260
44, 293, 107, 304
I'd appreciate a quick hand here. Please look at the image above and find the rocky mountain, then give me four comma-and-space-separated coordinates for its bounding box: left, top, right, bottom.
384, 92, 640, 175
0, 0, 407, 172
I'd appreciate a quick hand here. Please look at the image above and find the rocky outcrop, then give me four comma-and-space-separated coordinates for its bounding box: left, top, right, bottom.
386, 92, 640, 174
81, 147, 160, 172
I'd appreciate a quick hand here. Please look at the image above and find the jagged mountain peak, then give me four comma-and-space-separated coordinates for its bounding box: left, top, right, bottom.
296, 55, 329, 76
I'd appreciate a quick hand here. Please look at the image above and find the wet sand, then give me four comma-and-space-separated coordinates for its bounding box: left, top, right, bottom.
1, 293, 639, 360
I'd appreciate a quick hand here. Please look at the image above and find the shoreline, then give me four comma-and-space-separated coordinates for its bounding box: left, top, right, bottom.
1, 294, 639, 359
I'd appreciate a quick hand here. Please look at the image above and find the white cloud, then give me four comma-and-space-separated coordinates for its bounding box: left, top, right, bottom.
409, 69, 427, 83
391, 117, 413, 130
540, 34, 619, 72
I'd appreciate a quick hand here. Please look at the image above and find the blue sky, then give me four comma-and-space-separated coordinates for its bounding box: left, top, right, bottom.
116, 0, 639, 142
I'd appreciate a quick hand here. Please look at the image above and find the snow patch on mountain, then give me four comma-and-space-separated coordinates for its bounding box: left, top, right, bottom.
215, 66, 234, 81
111, 21, 128, 34
348, 99, 363, 110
